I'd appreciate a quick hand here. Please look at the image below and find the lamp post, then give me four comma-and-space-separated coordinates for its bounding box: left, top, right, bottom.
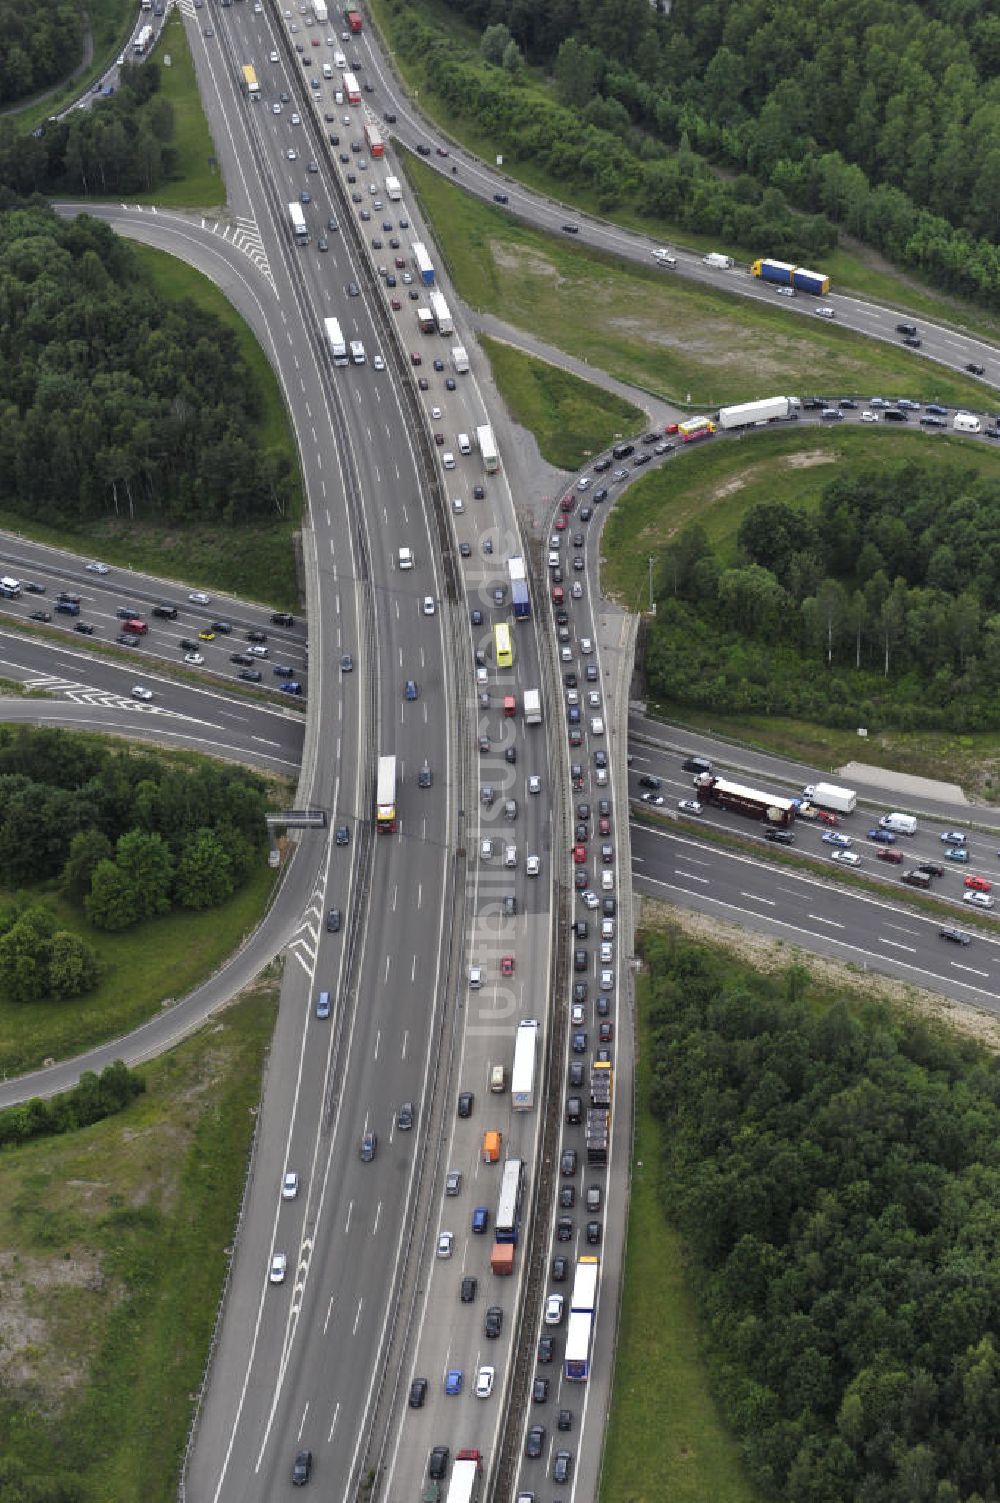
648, 555, 656, 615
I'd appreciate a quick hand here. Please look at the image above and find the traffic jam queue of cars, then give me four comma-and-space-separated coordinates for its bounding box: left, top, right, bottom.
638, 765, 996, 945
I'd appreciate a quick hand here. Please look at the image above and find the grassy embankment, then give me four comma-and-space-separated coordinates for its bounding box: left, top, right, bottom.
371, 0, 1000, 344
600, 960, 764, 1503
405, 154, 995, 417
0, 985, 275, 1503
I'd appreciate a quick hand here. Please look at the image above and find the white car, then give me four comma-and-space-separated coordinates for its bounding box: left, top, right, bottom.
571, 1003, 585, 1026
469, 964, 483, 988
189, 591, 211, 605
183, 651, 204, 665
475, 1365, 495, 1399
247, 644, 268, 658
452, 497, 464, 513
577, 477, 591, 491
422, 596, 435, 615
861, 410, 878, 422
544, 1293, 564, 1325
373, 353, 385, 371
437, 1231, 454, 1258
526, 854, 540, 877
431, 406, 442, 419
582, 889, 599, 909
269, 48, 279, 61
290, 112, 301, 125
269, 1252, 287, 1284
571, 581, 584, 599
442, 452, 456, 470
677, 799, 702, 815
85, 561, 109, 574
281, 1171, 299, 1200
480, 839, 493, 861
964, 890, 995, 909
272, 102, 282, 114
831, 849, 861, 866
580, 637, 594, 654
528, 775, 541, 794
287, 147, 298, 159
600, 968, 614, 990
131, 685, 153, 702
588, 691, 601, 708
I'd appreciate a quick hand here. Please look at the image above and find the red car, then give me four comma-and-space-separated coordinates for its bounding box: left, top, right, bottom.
964, 874, 993, 892
554, 514, 568, 531
815, 810, 839, 827
560, 494, 575, 513
434, 433, 445, 445
573, 843, 587, 864
598, 1021, 614, 1043
598, 817, 611, 836
665, 422, 679, 434
410, 351, 422, 366
501, 956, 514, 976
876, 847, 904, 864
394, 256, 406, 269
390, 297, 402, 310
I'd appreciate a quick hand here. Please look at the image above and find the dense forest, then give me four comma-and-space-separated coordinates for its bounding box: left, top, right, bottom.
645, 930, 1000, 1503
411, 0, 1000, 306
0, 727, 269, 948
0, 0, 84, 106
645, 460, 1000, 731
0, 59, 179, 196
0, 203, 294, 525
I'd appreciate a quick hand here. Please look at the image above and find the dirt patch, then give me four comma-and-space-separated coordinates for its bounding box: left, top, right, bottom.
490, 241, 563, 284
0, 1251, 106, 1393
785, 449, 837, 469
637, 897, 1000, 1051
710, 472, 751, 501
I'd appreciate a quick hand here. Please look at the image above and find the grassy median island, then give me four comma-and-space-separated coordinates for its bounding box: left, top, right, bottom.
0, 983, 275, 1503
405, 156, 994, 414
480, 335, 643, 470
133, 11, 222, 210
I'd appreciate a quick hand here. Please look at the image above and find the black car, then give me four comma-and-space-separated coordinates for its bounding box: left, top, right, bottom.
557, 1409, 573, 1432
457, 1091, 474, 1118
291, 1450, 312, 1486
538, 1335, 554, 1363
74, 621, 95, 634
573, 980, 587, 1004
409, 1377, 428, 1408
493, 192, 508, 203
461, 1275, 477, 1303
230, 652, 254, 665
633, 452, 652, 466
966, 362, 986, 375
568, 1060, 584, 1088
484, 1305, 502, 1338
238, 668, 262, 683
327, 908, 341, 932
336, 825, 350, 846
682, 755, 712, 774
916, 863, 945, 878
561, 223, 579, 234
60, 592, 84, 605
920, 415, 947, 428
765, 827, 794, 844
418, 762, 432, 788
533, 1376, 549, 1402
504, 746, 517, 764
384, 111, 397, 123
179, 638, 199, 651
22, 580, 45, 594
561, 1148, 577, 1176
153, 604, 178, 619
526, 1425, 546, 1459
553, 1450, 573, 1484
559, 1184, 575, 1208
639, 775, 661, 791
552, 1255, 568, 1281
557, 1215, 573, 1241
903, 336, 922, 348
838, 398, 857, 409
116, 632, 140, 646
594, 457, 612, 472
360, 1130, 377, 1161
586, 1220, 602, 1244
428, 1445, 449, 1479
29, 610, 51, 622
397, 1101, 414, 1130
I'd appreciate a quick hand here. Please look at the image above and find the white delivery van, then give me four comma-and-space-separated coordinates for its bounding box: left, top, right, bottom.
350, 339, 366, 364
458, 432, 472, 455
504, 844, 517, 868
953, 411, 982, 433
442, 451, 456, 470
601, 869, 614, 891
334, 48, 346, 67
879, 812, 917, 835
398, 546, 414, 570
322, 61, 333, 78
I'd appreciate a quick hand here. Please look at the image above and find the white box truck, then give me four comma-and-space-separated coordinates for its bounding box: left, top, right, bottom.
717, 396, 794, 430
384, 175, 402, 201
511, 1019, 539, 1110
313, 0, 328, 20
652, 247, 677, 267
703, 252, 734, 269
523, 689, 542, 725
429, 289, 452, 335
953, 412, 982, 433
451, 345, 469, 373
324, 316, 348, 367
806, 782, 857, 815
476, 423, 499, 473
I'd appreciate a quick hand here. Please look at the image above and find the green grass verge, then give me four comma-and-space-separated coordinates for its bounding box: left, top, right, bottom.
403, 154, 995, 415
479, 335, 643, 470
601, 426, 1000, 609
0, 857, 278, 1075
0, 983, 275, 1502
600, 966, 763, 1503
133, 12, 225, 210
371, 0, 1000, 343
0, 239, 303, 608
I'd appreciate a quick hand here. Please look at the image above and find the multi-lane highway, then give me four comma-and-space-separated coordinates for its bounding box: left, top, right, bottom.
9, 5, 1000, 1502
